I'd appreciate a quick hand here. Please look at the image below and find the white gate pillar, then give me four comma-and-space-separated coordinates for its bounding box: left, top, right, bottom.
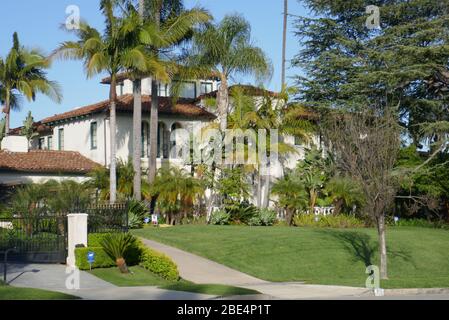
66, 214, 88, 267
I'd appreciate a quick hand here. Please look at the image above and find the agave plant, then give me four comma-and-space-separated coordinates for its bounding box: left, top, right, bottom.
127, 200, 147, 229
100, 233, 137, 273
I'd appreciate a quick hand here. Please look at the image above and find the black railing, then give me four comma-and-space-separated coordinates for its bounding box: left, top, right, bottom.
0, 212, 67, 263
86, 203, 129, 234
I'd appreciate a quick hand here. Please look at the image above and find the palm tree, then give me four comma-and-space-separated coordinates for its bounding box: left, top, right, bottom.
0, 32, 62, 135
326, 176, 365, 215
53, 1, 156, 203
190, 14, 272, 133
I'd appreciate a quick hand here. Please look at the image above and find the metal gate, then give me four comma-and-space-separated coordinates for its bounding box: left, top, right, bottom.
0, 213, 67, 263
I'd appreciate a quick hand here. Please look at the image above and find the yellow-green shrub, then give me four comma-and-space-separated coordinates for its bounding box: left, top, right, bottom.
293, 214, 366, 228
139, 243, 179, 281
75, 247, 115, 270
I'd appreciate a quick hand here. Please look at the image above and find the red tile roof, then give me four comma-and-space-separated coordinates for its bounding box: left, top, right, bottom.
40, 94, 216, 124
0, 150, 101, 174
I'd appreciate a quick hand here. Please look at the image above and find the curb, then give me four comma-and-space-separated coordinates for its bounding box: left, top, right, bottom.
360, 288, 449, 297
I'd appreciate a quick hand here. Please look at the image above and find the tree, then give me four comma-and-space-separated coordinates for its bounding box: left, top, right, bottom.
326, 176, 365, 215
323, 110, 401, 279
293, 0, 449, 280
0, 117, 5, 145
190, 14, 272, 133
20, 111, 38, 147
0, 32, 62, 134
150, 166, 204, 225
53, 1, 155, 203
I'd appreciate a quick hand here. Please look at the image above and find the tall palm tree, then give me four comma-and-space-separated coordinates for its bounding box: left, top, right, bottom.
190, 14, 272, 133
0, 32, 62, 135
53, 1, 156, 203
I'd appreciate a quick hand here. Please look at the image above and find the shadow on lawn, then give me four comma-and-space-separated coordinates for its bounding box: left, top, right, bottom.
319, 230, 414, 268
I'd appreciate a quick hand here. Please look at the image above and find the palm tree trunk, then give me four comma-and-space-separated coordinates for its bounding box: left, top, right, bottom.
109, 78, 118, 204
217, 74, 229, 133
257, 171, 262, 208
148, 80, 159, 185
133, 80, 142, 201
4, 91, 10, 135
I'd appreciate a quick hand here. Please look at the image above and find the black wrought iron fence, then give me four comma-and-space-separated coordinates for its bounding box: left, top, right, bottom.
85, 203, 129, 234
0, 212, 67, 263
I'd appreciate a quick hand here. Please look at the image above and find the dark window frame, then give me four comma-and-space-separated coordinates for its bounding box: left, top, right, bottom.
58, 128, 64, 151
90, 122, 98, 150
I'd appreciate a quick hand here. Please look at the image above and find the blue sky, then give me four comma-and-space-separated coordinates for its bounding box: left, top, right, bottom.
0, 0, 308, 129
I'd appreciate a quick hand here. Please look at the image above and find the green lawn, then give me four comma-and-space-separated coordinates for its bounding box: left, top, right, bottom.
89, 266, 259, 297
132, 225, 449, 289
0, 282, 79, 300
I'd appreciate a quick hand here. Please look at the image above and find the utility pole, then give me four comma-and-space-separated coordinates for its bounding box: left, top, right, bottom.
281, 0, 288, 89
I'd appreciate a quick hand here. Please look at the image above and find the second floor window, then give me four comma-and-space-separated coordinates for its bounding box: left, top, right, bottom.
200, 82, 213, 95
91, 122, 98, 150
173, 81, 196, 99
58, 129, 64, 151
48, 136, 53, 150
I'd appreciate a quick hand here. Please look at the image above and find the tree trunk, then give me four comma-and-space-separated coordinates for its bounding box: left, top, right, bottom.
116, 258, 129, 274
310, 190, 317, 214
286, 209, 294, 226
109, 79, 118, 204
133, 79, 142, 201
4, 91, 10, 135
377, 214, 388, 279
148, 80, 159, 186
257, 172, 262, 208
217, 74, 229, 133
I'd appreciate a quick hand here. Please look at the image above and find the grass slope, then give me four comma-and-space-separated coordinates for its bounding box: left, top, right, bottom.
132, 225, 449, 289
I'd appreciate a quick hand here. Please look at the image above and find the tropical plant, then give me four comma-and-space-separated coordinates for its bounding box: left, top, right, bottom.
248, 208, 277, 227
209, 209, 230, 226
326, 176, 365, 215
216, 167, 251, 207
53, 1, 154, 203
44, 180, 93, 212
20, 111, 38, 146
100, 233, 137, 273
0, 117, 5, 145
127, 199, 147, 229
150, 166, 204, 225
271, 169, 309, 226
190, 14, 272, 133
0, 32, 62, 134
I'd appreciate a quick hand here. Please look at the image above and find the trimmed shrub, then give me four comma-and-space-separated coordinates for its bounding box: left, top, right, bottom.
293, 214, 365, 228
88, 233, 110, 247
139, 246, 179, 281
391, 218, 449, 230
210, 210, 230, 225
248, 209, 277, 226
75, 247, 115, 270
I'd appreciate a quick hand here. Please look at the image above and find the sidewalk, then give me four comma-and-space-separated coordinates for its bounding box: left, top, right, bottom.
1, 263, 215, 300
140, 238, 369, 299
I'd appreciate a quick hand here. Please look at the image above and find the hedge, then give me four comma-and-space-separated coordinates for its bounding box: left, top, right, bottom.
139, 245, 179, 281
75, 247, 115, 270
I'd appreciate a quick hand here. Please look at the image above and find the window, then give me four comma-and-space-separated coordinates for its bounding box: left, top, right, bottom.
48, 136, 53, 150
173, 81, 196, 99
58, 129, 64, 151
294, 136, 302, 146
142, 122, 149, 157
38, 138, 45, 150
158, 83, 168, 97
200, 82, 213, 95
90, 122, 98, 150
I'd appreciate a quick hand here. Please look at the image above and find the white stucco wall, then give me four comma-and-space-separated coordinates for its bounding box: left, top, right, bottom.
0, 172, 89, 185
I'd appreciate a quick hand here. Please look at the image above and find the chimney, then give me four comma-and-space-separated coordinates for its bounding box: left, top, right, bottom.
1, 136, 29, 152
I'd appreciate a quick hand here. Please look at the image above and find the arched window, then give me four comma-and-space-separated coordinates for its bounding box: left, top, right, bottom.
158, 122, 168, 159
171, 123, 183, 159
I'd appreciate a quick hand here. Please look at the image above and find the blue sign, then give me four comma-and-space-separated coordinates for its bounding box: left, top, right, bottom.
87, 252, 95, 264
144, 217, 150, 224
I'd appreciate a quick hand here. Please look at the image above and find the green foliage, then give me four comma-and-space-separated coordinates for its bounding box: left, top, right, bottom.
225, 201, 258, 225
0, 117, 5, 144
139, 246, 179, 281
75, 247, 115, 270
100, 233, 137, 262
127, 200, 147, 229
248, 208, 277, 227
20, 111, 38, 142
217, 167, 251, 205
293, 214, 366, 229
391, 219, 449, 230
209, 210, 230, 226
325, 176, 365, 215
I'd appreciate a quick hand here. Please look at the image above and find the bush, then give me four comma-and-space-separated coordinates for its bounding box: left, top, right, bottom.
391, 218, 449, 230
248, 209, 277, 226
139, 246, 179, 281
293, 214, 366, 228
209, 210, 230, 225
226, 202, 258, 225
101, 233, 137, 273
88, 233, 109, 247
75, 247, 115, 270
128, 200, 147, 229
